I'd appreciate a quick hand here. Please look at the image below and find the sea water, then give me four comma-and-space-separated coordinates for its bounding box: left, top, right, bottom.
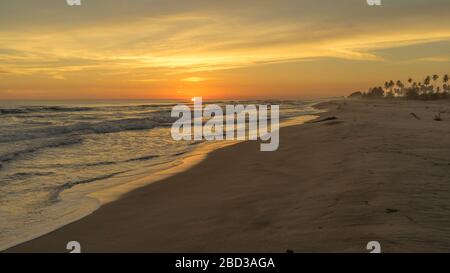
0, 99, 323, 250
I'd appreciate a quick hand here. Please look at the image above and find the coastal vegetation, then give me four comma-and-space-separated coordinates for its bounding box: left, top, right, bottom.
349, 74, 450, 100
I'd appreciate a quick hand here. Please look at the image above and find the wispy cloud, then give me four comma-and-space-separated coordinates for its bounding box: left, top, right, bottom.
1, 0, 450, 98
183, 77, 208, 82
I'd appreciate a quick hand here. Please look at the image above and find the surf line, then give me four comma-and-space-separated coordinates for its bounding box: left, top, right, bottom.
171, 97, 279, 152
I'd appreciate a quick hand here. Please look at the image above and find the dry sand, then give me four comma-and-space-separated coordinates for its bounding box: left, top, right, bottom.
7, 99, 450, 252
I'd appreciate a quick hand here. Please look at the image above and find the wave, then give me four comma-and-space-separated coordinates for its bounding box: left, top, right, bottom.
3, 172, 55, 182
0, 100, 319, 116
0, 111, 176, 143
125, 154, 160, 162
0, 136, 83, 164
49, 170, 129, 201
79, 152, 181, 167
0, 104, 182, 115
84, 154, 160, 167
0, 106, 93, 115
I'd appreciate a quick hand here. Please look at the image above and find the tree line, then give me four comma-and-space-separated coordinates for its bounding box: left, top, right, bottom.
349, 74, 450, 100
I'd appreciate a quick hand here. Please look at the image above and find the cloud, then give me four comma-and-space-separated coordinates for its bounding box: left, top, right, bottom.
402, 56, 450, 64
2, 14, 449, 79
183, 77, 208, 82
1, 0, 450, 98
130, 78, 168, 82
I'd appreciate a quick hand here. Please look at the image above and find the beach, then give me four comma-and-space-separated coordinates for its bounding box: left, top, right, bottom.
7, 99, 450, 253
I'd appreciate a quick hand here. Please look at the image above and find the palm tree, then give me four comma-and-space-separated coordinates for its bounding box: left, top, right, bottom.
418, 81, 424, 94
384, 81, 390, 93
443, 74, 449, 92
385, 80, 394, 97
389, 80, 395, 91
424, 76, 431, 94
396, 80, 404, 96
408, 78, 413, 87
432, 74, 439, 92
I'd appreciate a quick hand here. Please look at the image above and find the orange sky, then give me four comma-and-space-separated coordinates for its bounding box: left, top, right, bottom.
1, 0, 450, 100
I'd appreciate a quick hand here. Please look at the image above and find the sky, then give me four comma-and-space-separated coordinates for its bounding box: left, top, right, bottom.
1, 0, 450, 100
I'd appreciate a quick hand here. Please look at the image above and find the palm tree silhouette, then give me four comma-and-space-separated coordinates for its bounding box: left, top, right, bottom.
389, 80, 395, 92
418, 81, 424, 94
424, 76, 431, 94
432, 74, 439, 92
365, 73, 450, 99
396, 80, 404, 96
384, 81, 390, 93
443, 74, 449, 93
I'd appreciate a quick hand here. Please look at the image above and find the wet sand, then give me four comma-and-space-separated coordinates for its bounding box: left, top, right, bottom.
7, 99, 450, 252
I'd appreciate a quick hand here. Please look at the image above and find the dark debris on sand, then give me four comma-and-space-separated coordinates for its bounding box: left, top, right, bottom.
385, 208, 399, 214
308, 116, 338, 123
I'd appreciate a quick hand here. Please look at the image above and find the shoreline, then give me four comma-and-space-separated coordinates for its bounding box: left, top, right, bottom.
2, 113, 320, 252
11, 98, 450, 252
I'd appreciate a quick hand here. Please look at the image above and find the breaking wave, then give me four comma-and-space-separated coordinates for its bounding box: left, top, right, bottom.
0, 136, 84, 164
0, 111, 176, 143
0, 104, 181, 115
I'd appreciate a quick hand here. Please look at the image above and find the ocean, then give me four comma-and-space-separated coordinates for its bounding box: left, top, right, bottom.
0, 99, 323, 250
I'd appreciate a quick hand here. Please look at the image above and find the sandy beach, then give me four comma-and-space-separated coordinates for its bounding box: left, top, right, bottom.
7, 99, 450, 253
